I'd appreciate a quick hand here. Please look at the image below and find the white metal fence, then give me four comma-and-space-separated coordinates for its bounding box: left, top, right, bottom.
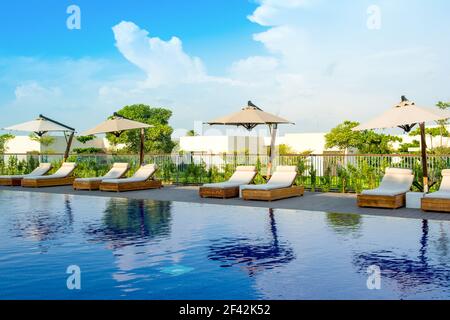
2, 153, 450, 192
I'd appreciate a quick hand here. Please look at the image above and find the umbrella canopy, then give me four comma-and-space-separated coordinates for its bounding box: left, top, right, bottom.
3, 114, 75, 161
82, 113, 152, 137
207, 101, 292, 130
354, 97, 450, 131
207, 101, 294, 176
4, 114, 75, 136
354, 96, 450, 192
82, 113, 153, 165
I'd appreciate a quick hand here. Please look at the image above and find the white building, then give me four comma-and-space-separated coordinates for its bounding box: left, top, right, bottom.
180, 135, 266, 154
3, 135, 116, 159
179, 130, 450, 155
181, 133, 336, 155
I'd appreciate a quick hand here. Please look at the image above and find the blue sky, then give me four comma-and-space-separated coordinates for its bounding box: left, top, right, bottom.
0, 0, 263, 72
1, 0, 450, 136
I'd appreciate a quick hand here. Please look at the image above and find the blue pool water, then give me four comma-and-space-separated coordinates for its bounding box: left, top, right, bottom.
0, 190, 449, 300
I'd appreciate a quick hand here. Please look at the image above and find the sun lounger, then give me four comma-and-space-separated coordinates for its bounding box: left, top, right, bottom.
99, 164, 161, 192
0, 163, 52, 186
422, 169, 450, 212
357, 168, 414, 209
21, 162, 77, 188
199, 166, 257, 198
73, 163, 130, 190
240, 166, 304, 201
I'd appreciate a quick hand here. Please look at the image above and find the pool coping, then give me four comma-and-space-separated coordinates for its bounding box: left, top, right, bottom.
1, 185, 450, 222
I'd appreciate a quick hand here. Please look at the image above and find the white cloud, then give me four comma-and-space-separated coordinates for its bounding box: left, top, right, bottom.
248, 0, 311, 26
229, 56, 279, 84
14, 83, 62, 102
112, 21, 207, 87
3, 1, 450, 136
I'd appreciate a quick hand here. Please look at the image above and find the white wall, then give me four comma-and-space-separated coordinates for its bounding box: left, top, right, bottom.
4, 135, 111, 154
283, 133, 337, 154
180, 136, 265, 154
5, 136, 40, 154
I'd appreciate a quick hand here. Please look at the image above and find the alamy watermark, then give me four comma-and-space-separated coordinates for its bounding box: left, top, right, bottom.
66, 5, 81, 30
367, 5, 382, 30
366, 265, 381, 290
66, 265, 81, 290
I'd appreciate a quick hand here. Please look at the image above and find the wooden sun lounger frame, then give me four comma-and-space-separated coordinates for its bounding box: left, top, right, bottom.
73, 179, 102, 191
99, 179, 162, 192
421, 197, 450, 213
199, 186, 240, 199
242, 186, 305, 201
357, 194, 406, 209
0, 177, 24, 186
73, 169, 129, 191
199, 171, 257, 199
21, 176, 76, 188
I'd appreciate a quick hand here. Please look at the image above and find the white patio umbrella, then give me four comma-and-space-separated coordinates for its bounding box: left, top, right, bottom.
82, 113, 153, 165
354, 96, 450, 192
207, 101, 294, 176
3, 114, 75, 161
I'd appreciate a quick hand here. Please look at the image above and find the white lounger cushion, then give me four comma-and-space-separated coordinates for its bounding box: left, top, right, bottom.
0, 163, 52, 179
361, 167, 413, 196
240, 166, 297, 195
75, 163, 129, 183
103, 164, 156, 184
202, 166, 256, 189
425, 169, 450, 199
424, 191, 450, 199
28, 163, 76, 180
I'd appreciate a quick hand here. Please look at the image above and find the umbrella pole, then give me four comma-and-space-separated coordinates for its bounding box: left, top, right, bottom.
63, 132, 74, 162
419, 122, 428, 193
139, 128, 145, 166
267, 124, 278, 177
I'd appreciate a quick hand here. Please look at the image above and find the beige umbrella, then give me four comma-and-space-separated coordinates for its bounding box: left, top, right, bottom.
207, 101, 294, 176
3, 114, 75, 161
354, 96, 450, 192
82, 113, 153, 165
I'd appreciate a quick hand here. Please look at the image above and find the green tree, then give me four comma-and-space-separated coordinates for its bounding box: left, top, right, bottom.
357, 130, 402, 154
398, 140, 420, 153
0, 134, 14, 153
435, 101, 450, 147
107, 104, 175, 154
325, 121, 401, 154
408, 126, 449, 149
29, 133, 56, 153
186, 130, 198, 136
76, 135, 95, 144
278, 144, 294, 155
325, 121, 361, 151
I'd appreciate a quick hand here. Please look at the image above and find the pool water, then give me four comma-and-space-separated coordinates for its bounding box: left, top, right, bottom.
0, 190, 449, 300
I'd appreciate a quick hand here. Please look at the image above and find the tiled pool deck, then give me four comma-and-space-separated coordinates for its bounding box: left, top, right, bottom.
1, 185, 449, 221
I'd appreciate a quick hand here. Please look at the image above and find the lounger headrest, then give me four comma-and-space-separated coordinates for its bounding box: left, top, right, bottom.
275, 166, 297, 173
112, 162, 129, 169
139, 164, 157, 171
39, 163, 52, 169
385, 168, 412, 175
236, 166, 256, 172
442, 169, 450, 177
61, 162, 77, 168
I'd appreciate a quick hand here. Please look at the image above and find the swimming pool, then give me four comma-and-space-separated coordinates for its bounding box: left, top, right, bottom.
0, 190, 449, 300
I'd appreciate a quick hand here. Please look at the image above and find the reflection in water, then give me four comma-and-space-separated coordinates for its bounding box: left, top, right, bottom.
84, 199, 175, 292
434, 222, 449, 264
84, 199, 172, 249
208, 209, 295, 276
12, 195, 74, 251
353, 220, 450, 294
326, 212, 362, 235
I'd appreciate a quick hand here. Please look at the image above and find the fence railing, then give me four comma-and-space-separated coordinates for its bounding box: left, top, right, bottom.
2, 153, 450, 193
